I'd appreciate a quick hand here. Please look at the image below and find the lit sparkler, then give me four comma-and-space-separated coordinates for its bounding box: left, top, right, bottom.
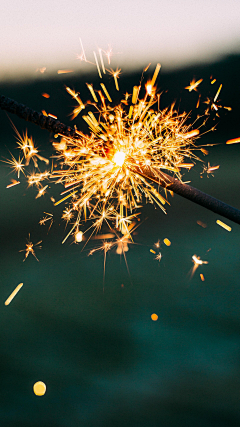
1, 55, 240, 253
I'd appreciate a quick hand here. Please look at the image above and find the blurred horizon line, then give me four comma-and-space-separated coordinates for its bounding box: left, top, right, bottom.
1, 50, 240, 84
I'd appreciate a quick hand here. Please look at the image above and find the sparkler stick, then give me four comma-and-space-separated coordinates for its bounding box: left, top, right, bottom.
1, 94, 240, 225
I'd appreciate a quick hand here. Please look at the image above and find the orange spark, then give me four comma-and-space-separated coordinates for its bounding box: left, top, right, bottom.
216, 220, 231, 232
185, 78, 203, 92
226, 137, 240, 145
5, 283, 23, 306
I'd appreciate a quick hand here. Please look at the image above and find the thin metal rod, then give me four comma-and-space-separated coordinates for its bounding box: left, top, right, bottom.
1, 94, 240, 225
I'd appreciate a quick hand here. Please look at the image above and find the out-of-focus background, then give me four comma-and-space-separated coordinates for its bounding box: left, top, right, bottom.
0, 1, 240, 426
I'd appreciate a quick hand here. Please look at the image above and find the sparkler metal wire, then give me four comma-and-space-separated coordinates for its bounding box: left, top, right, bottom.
1, 94, 240, 225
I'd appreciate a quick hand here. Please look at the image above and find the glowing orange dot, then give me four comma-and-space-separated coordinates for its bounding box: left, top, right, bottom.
151, 313, 158, 321
33, 381, 46, 396
163, 238, 171, 246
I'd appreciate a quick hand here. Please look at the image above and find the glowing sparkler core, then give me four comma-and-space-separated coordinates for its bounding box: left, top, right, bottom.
112, 150, 126, 167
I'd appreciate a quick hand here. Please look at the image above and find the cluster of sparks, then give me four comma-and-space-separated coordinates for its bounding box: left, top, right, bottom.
4, 45, 233, 261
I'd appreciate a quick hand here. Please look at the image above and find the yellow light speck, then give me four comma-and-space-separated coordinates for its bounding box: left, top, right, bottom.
33, 381, 46, 396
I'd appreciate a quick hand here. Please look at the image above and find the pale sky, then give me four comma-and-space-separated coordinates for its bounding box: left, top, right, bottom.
0, 0, 239, 80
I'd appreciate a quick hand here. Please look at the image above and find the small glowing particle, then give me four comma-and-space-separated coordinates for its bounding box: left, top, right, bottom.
226, 137, 240, 145
200, 274, 205, 281
163, 238, 171, 246
192, 255, 208, 265
5, 283, 23, 306
150, 249, 156, 254
42, 93, 50, 98
33, 381, 46, 396
216, 220, 231, 232
151, 313, 158, 321
48, 114, 57, 119
38, 67, 46, 73
197, 220, 207, 228
75, 231, 83, 242
211, 79, 216, 84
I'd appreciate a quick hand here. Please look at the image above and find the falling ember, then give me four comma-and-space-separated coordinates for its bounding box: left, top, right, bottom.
33, 381, 46, 396
200, 273, 205, 281
42, 93, 50, 98
163, 238, 171, 246
155, 253, 162, 262
216, 220, 231, 232
150, 249, 156, 254
6, 179, 20, 189
197, 220, 207, 228
226, 137, 240, 145
190, 254, 208, 278
185, 78, 203, 92
151, 313, 158, 321
4, 283, 23, 306
207, 164, 220, 173
57, 70, 73, 74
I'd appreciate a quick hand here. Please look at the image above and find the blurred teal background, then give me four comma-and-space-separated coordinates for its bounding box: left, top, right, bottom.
0, 55, 240, 426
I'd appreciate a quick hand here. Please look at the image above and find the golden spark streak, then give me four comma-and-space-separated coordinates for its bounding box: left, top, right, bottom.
200, 273, 205, 281
226, 137, 240, 145
100, 83, 112, 102
214, 84, 222, 102
79, 37, 87, 62
207, 165, 219, 173
151, 63, 161, 87
54, 191, 78, 206
99, 49, 106, 74
5, 283, 23, 305
216, 220, 231, 232
132, 86, 140, 104
87, 84, 98, 102
93, 51, 102, 78
182, 129, 200, 139
6, 180, 20, 188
